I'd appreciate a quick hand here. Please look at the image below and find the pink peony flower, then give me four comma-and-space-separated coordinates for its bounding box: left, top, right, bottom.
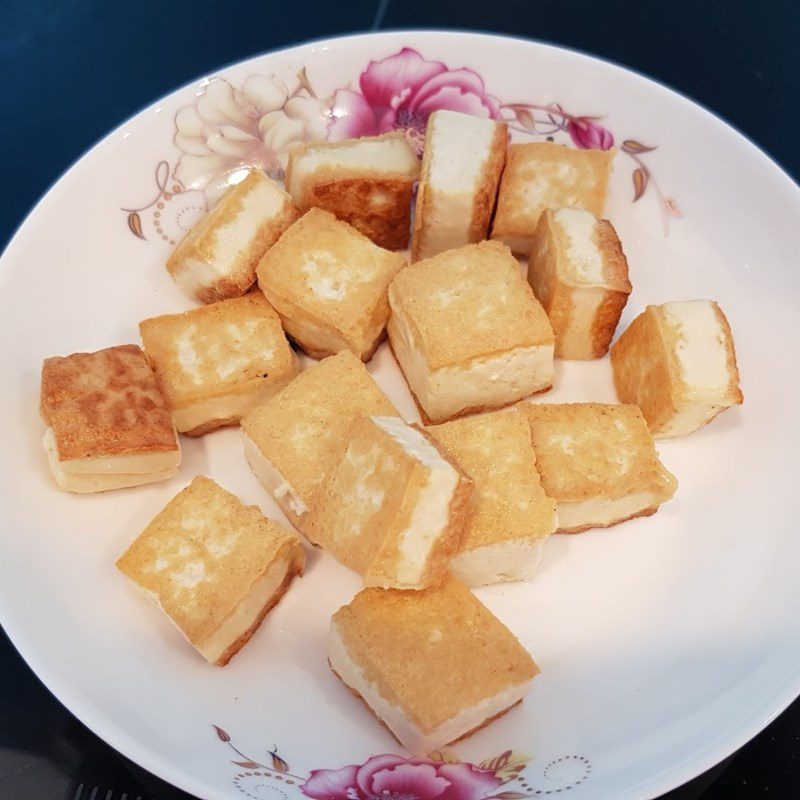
328, 48, 502, 153
302, 753, 502, 800
567, 118, 614, 150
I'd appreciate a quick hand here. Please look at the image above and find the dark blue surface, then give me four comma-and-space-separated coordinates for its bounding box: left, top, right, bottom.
2, 2, 798, 799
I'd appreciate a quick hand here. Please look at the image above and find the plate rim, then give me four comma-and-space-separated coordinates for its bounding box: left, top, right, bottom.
1, 28, 799, 800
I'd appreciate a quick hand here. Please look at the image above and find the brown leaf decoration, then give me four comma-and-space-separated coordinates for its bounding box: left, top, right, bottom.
233, 761, 261, 769
269, 747, 290, 773
514, 108, 538, 133
663, 197, 683, 218
479, 750, 512, 771
127, 210, 145, 240
492, 752, 531, 784
632, 168, 648, 201
622, 139, 657, 154
427, 749, 461, 764
213, 725, 231, 742
486, 792, 528, 799
495, 766, 526, 784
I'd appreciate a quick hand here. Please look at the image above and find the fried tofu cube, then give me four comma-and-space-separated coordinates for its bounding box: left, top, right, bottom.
117, 476, 305, 666
329, 574, 540, 755
528, 208, 631, 359
305, 415, 472, 589
411, 110, 507, 261
611, 300, 743, 438
240, 352, 399, 529
139, 293, 298, 436
40, 344, 180, 493
426, 409, 557, 585
388, 241, 554, 423
286, 133, 420, 250
491, 142, 615, 255
257, 208, 407, 361
167, 170, 299, 303
520, 402, 677, 533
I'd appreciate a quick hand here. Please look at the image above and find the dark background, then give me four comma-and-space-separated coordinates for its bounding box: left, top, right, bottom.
1, 2, 798, 798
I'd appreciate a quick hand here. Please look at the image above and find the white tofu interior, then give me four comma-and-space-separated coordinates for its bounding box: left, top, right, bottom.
43, 428, 179, 493
450, 539, 545, 587
663, 300, 731, 394
368, 417, 460, 588
329, 621, 532, 755
417, 112, 499, 259
196, 555, 292, 664
556, 491, 659, 532
429, 111, 497, 194
43, 428, 179, 475
658, 403, 727, 438
656, 300, 735, 438
555, 207, 603, 282
173, 177, 287, 295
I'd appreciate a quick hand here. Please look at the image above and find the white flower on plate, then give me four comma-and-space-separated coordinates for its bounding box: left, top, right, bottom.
173, 70, 329, 204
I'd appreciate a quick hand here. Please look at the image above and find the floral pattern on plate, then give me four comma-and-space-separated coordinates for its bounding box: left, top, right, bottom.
123, 47, 681, 246
213, 726, 592, 800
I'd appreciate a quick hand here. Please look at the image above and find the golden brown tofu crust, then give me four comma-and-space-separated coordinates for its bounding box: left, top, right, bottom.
301, 176, 416, 250
304, 416, 471, 589
241, 352, 399, 516
491, 143, 615, 252
426, 409, 556, 550
286, 134, 419, 250
610, 307, 679, 432
519, 401, 677, 503
116, 476, 305, 649
389, 240, 553, 370
257, 208, 406, 359
331, 575, 539, 732
40, 344, 178, 461
139, 292, 297, 408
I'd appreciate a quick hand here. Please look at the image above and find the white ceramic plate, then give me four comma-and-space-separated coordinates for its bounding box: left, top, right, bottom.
1, 30, 799, 800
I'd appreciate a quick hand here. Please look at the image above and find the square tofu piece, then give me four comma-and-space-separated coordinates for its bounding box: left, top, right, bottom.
117, 476, 305, 666
611, 300, 743, 438
167, 170, 299, 303
140, 293, 298, 436
491, 142, 615, 255
257, 208, 407, 361
411, 110, 507, 261
240, 352, 398, 529
528, 208, 631, 359
388, 241, 555, 423
329, 574, 539, 755
40, 344, 180, 493
286, 133, 420, 249
426, 409, 557, 586
520, 402, 677, 533
306, 415, 472, 589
